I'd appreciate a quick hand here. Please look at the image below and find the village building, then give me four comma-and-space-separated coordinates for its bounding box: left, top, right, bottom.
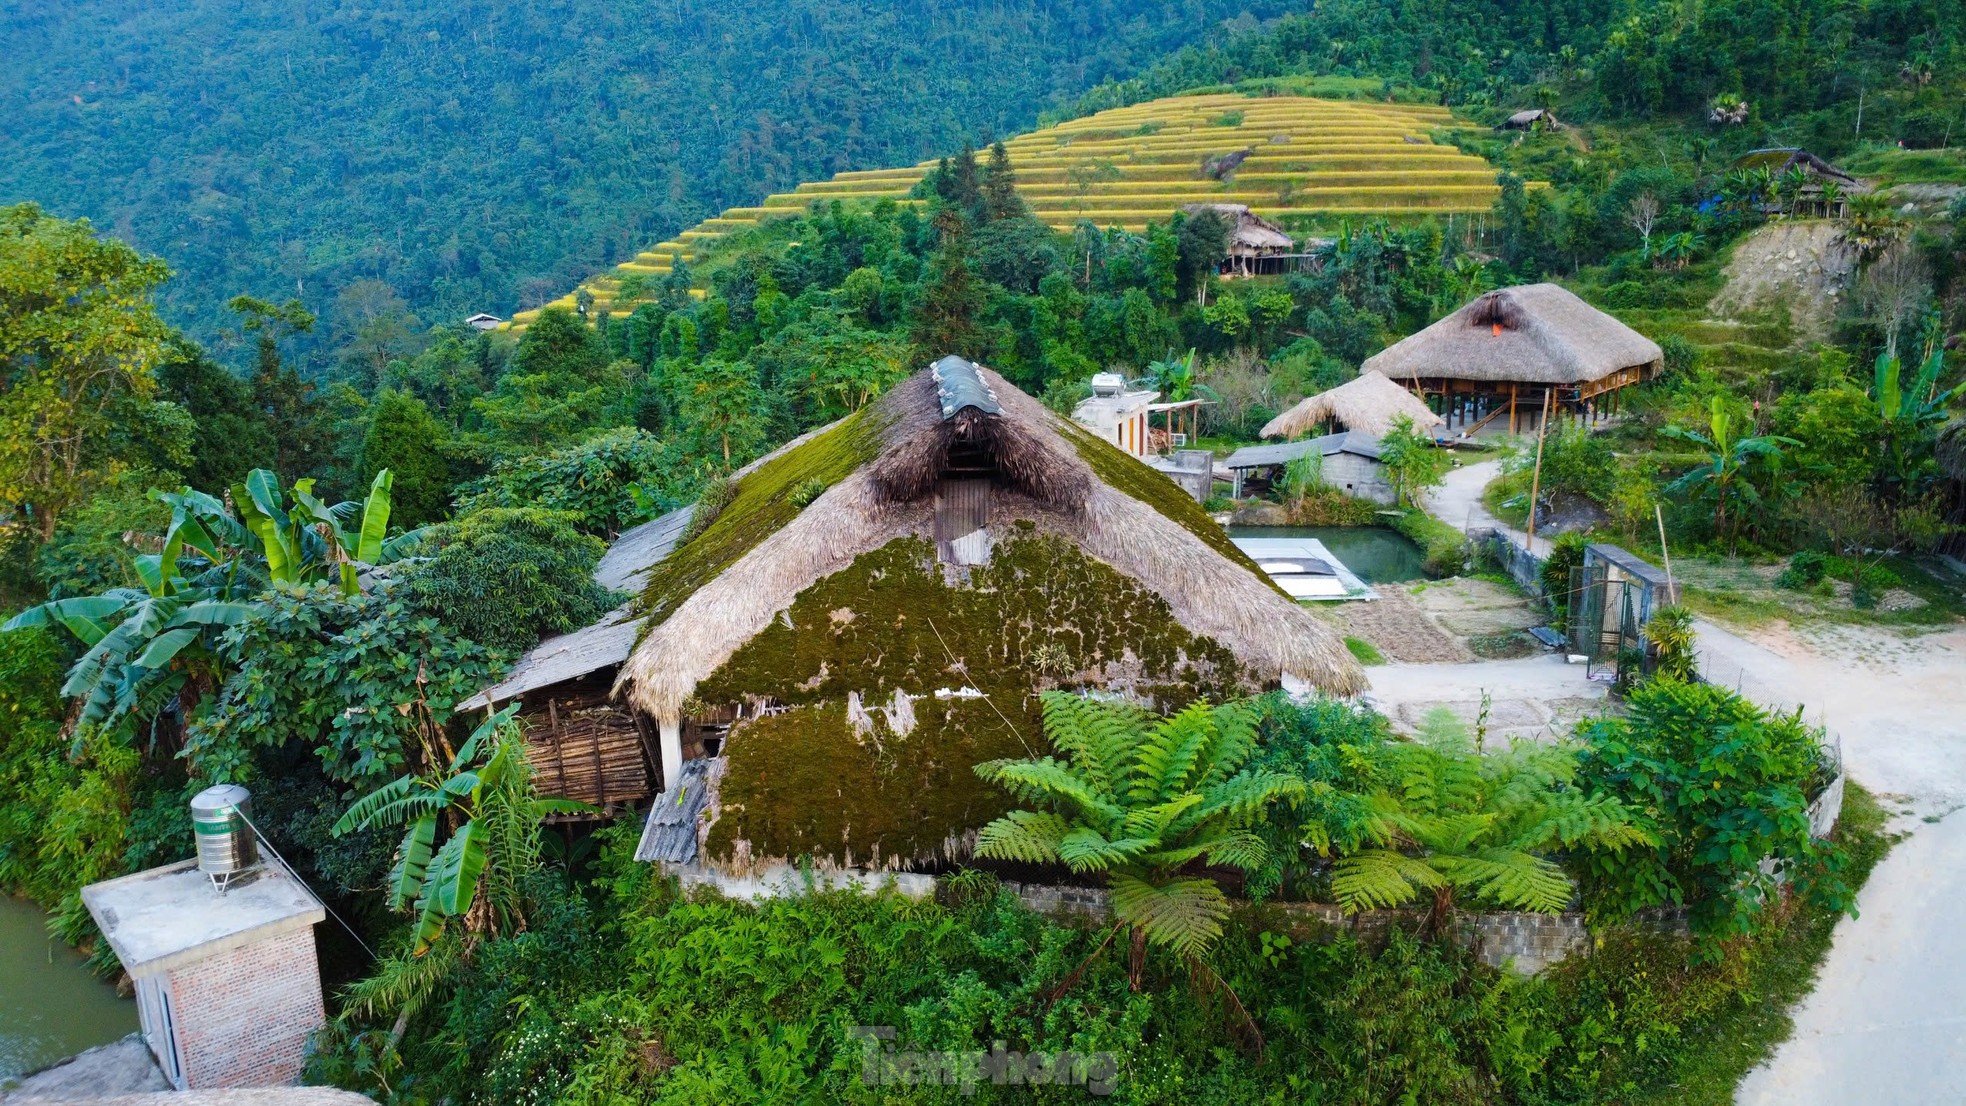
1224, 431, 1395, 503
1261, 369, 1446, 441
1363, 284, 1664, 435
1181, 203, 1303, 277
1731, 148, 1868, 217
1498, 108, 1560, 132
464, 312, 503, 331
469, 356, 1363, 880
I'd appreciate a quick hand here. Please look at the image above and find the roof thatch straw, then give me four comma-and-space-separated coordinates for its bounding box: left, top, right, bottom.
1363, 283, 1663, 386
1262, 369, 1445, 440
616, 358, 1363, 720
1182, 203, 1294, 252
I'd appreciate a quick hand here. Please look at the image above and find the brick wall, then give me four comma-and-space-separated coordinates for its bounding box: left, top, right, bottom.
165, 927, 324, 1088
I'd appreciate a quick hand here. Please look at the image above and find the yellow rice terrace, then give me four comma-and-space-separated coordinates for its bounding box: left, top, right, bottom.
515, 93, 1502, 325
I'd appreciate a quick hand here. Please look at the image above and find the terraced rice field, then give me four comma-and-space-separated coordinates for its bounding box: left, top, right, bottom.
512, 93, 1500, 326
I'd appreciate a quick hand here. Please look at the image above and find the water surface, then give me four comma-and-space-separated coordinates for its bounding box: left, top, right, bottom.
0, 895, 136, 1083
1226, 525, 1425, 584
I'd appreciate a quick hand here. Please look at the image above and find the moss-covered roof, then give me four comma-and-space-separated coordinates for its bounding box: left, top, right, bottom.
617, 358, 1362, 722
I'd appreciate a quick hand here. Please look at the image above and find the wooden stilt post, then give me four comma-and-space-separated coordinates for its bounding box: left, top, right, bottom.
1510, 383, 1519, 434
1527, 388, 1553, 544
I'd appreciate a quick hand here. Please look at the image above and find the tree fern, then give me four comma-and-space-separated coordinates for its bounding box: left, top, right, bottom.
974, 691, 1304, 985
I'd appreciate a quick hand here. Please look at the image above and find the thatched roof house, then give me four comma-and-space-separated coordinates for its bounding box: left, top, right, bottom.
1732, 148, 1869, 215
1261, 369, 1445, 440
604, 355, 1360, 874
1499, 108, 1559, 132
1182, 204, 1298, 276
1364, 284, 1663, 434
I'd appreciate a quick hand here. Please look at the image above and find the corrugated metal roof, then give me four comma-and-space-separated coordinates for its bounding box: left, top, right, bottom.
634, 757, 721, 863
931, 355, 1002, 420
595, 504, 694, 593
457, 607, 643, 711
1224, 431, 1385, 470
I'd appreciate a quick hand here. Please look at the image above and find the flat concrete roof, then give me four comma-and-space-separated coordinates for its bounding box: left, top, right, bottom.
81, 858, 324, 978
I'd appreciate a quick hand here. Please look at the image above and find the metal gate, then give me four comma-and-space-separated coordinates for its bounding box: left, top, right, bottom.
1567, 565, 1646, 683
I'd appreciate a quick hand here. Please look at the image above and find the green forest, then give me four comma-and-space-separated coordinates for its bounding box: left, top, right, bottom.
1, 0, 1964, 1101
0, 0, 1286, 357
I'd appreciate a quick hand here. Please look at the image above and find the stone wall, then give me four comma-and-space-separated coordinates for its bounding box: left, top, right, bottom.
1004, 881, 1661, 976
163, 928, 323, 1088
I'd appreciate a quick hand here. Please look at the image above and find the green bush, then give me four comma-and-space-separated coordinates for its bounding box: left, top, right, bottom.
1393, 509, 1468, 577
456, 428, 686, 536
1577, 678, 1849, 947
1541, 531, 1589, 611
1774, 549, 1829, 589
402, 508, 614, 653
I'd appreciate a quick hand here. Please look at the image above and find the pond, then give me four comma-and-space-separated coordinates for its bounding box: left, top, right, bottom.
1226, 525, 1425, 584
0, 895, 136, 1084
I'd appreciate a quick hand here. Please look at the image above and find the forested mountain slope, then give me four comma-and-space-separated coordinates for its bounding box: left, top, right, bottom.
0, 0, 1284, 350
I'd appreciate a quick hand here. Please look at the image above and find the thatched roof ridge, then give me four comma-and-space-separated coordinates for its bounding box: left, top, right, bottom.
616, 358, 1362, 719
1261, 369, 1444, 439
1362, 283, 1663, 386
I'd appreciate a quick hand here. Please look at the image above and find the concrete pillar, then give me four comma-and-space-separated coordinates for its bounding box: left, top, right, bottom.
659, 717, 683, 792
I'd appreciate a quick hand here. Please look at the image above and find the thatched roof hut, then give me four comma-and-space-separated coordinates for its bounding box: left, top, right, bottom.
1366, 284, 1662, 387
1261, 369, 1445, 440
616, 355, 1362, 874
1182, 203, 1299, 275
1499, 108, 1559, 131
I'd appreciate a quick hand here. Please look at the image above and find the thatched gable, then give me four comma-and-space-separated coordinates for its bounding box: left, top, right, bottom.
1363, 284, 1663, 386
617, 356, 1362, 726
1262, 369, 1445, 439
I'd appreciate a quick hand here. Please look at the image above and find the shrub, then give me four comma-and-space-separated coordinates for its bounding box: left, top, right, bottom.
788, 477, 828, 509
455, 428, 682, 536
677, 475, 737, 545
1577, 678, 1849, 947
1393, 509, 1468, 577
1541, 531, 1589, 612
1774, 549, 1829, 589
403, 508, 613, 653
1644, 605, 1699, 681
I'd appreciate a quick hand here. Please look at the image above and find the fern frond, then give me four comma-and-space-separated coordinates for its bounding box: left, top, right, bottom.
1332, 849, 1442, 913
973, 758, 1122, 825
1202, 831, 1269, 873
1132, 700, 1216, 804
1056, 827, 1156, 873
1109, 874, 1229, 956
1434, 848, 1573, 913
973, 811, 1070, 865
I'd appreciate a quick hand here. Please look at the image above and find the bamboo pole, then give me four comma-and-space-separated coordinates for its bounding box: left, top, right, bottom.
1655, 504, 1677, 601
1526, 388, 1553, 543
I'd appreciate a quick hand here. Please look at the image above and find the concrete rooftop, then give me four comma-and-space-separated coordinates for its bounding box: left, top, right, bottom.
80, 859, 324, 978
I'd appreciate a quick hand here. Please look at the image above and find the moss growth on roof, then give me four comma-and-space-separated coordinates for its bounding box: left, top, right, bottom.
634, 407, 888, 626
1055, 418, 1282, 594
697, 531, 1262, 868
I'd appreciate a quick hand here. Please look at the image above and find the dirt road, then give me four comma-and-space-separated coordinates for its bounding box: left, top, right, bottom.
1430, 460, 1966, 1103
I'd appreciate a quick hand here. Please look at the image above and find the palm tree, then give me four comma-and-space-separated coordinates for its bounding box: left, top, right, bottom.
973, 693, 1302, 999
1332, 711, 1648, 932
1662, 396, 1798, 542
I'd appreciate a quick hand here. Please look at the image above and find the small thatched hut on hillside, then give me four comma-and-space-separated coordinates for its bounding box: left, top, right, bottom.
1183, 203, 1299, 276
471, 356, 1362, 877
1498, 109, 1560, 132
1363, 284, 1663, 435
1732, 148, 1868, 216
1261, 369, 1446, 440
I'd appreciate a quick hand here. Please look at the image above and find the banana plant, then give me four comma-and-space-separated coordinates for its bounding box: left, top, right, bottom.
4, 491, 263, 746
1873, 349, 1966, 496
232, 468, 422, 595
1663, 396, 1798, 543
333, 706, 590, 953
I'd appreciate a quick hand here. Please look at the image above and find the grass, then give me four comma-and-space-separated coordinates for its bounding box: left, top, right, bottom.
1838, 143, 1966, 185
1627, 781, 1897, 1105
1343, 635, 1387, 665
514, 91, 1513, 328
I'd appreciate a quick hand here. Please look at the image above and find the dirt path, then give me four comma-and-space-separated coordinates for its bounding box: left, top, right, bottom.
1429, 459, 1966, 1102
